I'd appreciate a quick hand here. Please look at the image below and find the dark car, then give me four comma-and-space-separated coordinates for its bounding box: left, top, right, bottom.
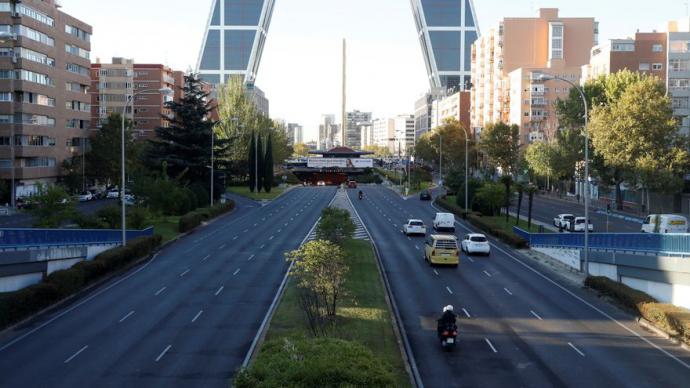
347, 180, 357, 189
419, 190, 432, 201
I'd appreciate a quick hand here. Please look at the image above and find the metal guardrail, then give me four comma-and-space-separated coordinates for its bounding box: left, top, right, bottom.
0, 227, 154, 249
514, 227, 690, 256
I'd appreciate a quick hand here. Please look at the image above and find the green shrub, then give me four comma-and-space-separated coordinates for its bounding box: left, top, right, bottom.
45, 267, 86, 296
97, 205, 121, 229
127, 206, 150, 230
234, 337, 396, 388
316, 207, 355, 245
585, 276, 656, 310
466, 214, 527, 249
179, 212, 204, 233
0, 283, 61, 328
74, 213, 108, 229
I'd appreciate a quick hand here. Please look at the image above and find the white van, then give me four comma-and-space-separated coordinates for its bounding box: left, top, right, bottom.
433, 212, 456, 232
641, 214, 688, 234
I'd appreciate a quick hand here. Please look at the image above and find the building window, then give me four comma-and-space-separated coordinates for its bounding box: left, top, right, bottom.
65, 25, 91, 42
652, 44, 664, 52
670, 59, 690, 72
0, 92, 11, 102
15, 25, 54, 46
612, 43, 635, 52
549, 23, 564, 60
66, 63, 90, 77
652, 63, 663, 71
17, 47, 55, 67
639, 63, 650, 71
65, 44, 90, 60
673, 97, 689, 109
669, 79, 690, 90
670, 40, 690, 53
16, 4, 54, 26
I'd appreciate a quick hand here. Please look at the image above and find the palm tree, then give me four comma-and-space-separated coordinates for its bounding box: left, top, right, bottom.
526, 183, 538, 230
515, 182, 524, 226
500, 175, 513, 223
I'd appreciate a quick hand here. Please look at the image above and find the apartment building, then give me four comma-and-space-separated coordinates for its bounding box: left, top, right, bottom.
471, 8, 597, 143
431, 91, 471, 132
345, 110, 372, 150
666, 19, 690, 134
90, 58, 175, 139
0, 0, 92, 198
372, 115, 415, 156
582, 33, 667, 82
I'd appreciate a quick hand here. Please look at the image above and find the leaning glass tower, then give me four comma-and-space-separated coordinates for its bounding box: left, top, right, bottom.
196, 0, 276, 86
410, 0, 480, 91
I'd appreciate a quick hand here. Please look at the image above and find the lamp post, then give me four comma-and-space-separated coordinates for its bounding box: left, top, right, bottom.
210, 128, 214, 207
0, 31, 16, 209
537, 73, 590, 276
461, 128, 469, 212
121, 87, 173, 246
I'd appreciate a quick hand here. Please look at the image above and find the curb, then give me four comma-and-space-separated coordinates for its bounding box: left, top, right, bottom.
0, 205, 237, 338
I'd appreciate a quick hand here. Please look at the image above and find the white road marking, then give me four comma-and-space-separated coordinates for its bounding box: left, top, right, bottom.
192, 310, 204, 323
504, 287, 513, 296
218, 244, 226, 250
483, 270, 492, 277
155, 286, 166, 296
462, 308, 471, 318
290, 218, 294, 221
260, 244, 265, 249
284, 223, 288, 227
393, 224, 397, 227
243, 229, 248, 233
253, 223, 257, 227
433, 269, 439, 276
155, 345, 172, 362
64, 345, 88, 364
233, 236, 238, 240
407, 237, 412, 241
446, 286, 453, 295
278, 229, 282, 233
269, 236, 274, 240
466, 256, 475, 263
233, 268, 241, 276
530, 310, 543, 320
180, 269, 190, 277
485, 338, 498, 353
415, 245, 420, 250
248, 254, 255, 261
119, 311, 135, 323
568, 342, 585, 357
215, 286, 224, 296
201, 255, 210, 262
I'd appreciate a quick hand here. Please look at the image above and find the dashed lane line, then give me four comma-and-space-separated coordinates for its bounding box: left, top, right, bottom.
485, 338, 498, 353
155, 345, 172, 362
119, 311, 135, 323
530, 310, 543, 320
462, 308, 471, 318
179, 269, 190, 277
233, 268, 241, 276
568, 342, 585, 357
504, 287, 513, 296
192, 310, 204, 323
155, 286, 166, 296
64, 345, 88, 364
446, 286, 453, 295
483, 270, 492, 277
215, 286, 224, 296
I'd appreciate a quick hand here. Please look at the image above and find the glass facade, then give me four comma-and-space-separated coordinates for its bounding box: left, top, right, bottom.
412, 0, 479, 90
197, 0, 275, 85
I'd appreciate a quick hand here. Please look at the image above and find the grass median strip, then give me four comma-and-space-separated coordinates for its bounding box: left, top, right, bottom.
227, 186, 286, 201
237, 239, 410, 387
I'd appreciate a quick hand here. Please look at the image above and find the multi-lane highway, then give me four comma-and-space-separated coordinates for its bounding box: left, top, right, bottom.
350, 186, 690, 388
0, 187, 336, 388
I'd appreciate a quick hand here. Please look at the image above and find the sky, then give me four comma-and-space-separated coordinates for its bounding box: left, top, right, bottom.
62, 0, 687, 142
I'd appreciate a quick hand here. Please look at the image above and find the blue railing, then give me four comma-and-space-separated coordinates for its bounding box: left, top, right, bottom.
0, 227, 154, 249
514, 227, 690, 255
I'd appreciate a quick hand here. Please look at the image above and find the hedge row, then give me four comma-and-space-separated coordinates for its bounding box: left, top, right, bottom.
435, 196, 528, 248
0, 235, 162, 329
179, 200, 236, 233
586, 276, 690, 344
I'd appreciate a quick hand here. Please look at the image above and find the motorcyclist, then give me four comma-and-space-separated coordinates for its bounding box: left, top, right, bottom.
358, 190, 363, 200
437, 305, 457, 336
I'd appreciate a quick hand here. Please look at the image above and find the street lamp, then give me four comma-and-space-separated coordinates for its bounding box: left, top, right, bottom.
461, 128, 469, 213
536, 73, 590, 276
121, 87, 173, 246
0, 31, 16, 209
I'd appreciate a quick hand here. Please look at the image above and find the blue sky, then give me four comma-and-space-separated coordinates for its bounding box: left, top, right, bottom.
63, 0, 687, 141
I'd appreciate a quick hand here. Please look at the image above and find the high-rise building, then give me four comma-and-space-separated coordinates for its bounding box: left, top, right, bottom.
360, 124, 373, 149
0, 0, 92, 198
318, 114, 340, 150
345, 110, 372, 150
665, 19, 690, 134
431, 91, 471, 131
411, 0, 480, 91
471, 8, 597, 143
285, 123, 303, 146
373, 115, 415, 156
90, 58, 176, 140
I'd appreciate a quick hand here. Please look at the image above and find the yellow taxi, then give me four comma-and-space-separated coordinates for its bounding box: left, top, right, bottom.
424, 234, 460, 267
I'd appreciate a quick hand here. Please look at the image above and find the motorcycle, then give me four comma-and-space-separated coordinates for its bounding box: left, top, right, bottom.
438, 323, 458, 351
358, 192, 363, 200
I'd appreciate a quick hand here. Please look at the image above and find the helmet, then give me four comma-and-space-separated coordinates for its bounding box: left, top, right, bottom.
443, 305, 454, 312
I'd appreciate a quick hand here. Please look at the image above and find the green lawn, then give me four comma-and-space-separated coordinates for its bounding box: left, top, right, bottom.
265, 239, 411, 387
149, 216, 180, 243
227, 185, 285, 201
483, 214, 546, 234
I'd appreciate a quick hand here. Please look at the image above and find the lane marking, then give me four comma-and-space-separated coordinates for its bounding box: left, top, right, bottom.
269, 236, 274, 240
215, 286, 224, 296
119, 311, 135, 323
201, 254, 210, 262
530, 310, 543, 320
233, 236, 238, 240
393, 224, 397, 227
260, 244, 265, 249
504, 287, 513, 296
433, 269, 439, 276
233, 268, 241, 276
155, 345, 172, 362
284, 223, 288, 227
415, 245, 420, 250
407, 237, 412, 241
180, 269, 190, 277
485, 338, 498, 353
64, 345, 88, 364
466, 256, 475, 263
155, 286, 166, 296
462, 308, 471, 318
568, 342, 585, 357
248, 254, 255, 261
218, 244, 226, 250
253, 223, 257, 227
446, 286, 453, 295
192, 310, 204, 323
243, 229, 248, 233
483, 270, 492, 277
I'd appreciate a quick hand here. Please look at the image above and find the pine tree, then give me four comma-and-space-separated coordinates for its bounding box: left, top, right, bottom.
256, 135, 264, 192
145, 73, 216, 186
263, 133, 274, 193
248, 131, 256, 193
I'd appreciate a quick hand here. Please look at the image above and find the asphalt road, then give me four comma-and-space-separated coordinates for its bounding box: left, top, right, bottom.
523, 195, 642, 233
0, 187, 336, 388
350, 186, 690, 388
0, 199, 118, 228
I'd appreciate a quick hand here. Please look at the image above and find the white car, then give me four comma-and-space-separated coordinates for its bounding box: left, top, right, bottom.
106, 190, 120, 199
317, 181, 326, 186
570, 217, 594, 232
402, 219, 427, 236
461, 233, 491, 256
433, 212, 455, 233
77, 192, 93, 202
122, 194, 135, 206
554, 214, 575, 229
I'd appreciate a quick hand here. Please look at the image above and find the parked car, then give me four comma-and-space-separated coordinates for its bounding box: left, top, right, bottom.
461, 234, 491, 256
433, 212, 455, 233
570, 217, 594, 232
106, 190, 120, 199
553, 214, 575, 229
641, 214, 688, 234
77, 192, 94, 202
122, 194, 136, 206
419, 190, 432, 201
402, 219, 427, 236
424, 234, 460, 267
